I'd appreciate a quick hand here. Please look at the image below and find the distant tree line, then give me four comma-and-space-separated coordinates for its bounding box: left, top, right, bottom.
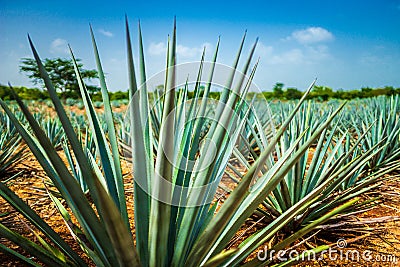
1, 83, 399, 102
0, 84, 128, 102
262, 82, 400, 101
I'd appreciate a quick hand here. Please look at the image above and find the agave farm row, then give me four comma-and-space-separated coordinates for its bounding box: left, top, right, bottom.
0, 19, 399, 267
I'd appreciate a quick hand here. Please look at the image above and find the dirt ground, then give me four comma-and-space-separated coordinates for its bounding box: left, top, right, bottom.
1, 151, 399, 266
1, 102, 399, 266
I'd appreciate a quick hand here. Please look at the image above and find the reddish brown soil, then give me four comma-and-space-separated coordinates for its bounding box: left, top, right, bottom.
1, 157, 400, 267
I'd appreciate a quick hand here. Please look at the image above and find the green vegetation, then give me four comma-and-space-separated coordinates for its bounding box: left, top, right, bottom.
0, 85, 48, 101
2, 83, 399, 102
19, 57, 99, 98
0, 110, 27, 176
0, 19, 399, 267
263, 84, 400, 100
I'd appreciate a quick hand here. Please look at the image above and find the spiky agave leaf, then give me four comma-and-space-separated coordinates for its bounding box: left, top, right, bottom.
0, 109, 27, 176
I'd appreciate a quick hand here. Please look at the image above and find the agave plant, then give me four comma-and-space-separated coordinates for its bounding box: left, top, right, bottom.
111, 100, 122, 108
93, 101, 103, 108
0, 110, 27, 176
69, 112, 88, 129
40, 116, 66, 149
213, 102, 385, 265
63, 127, 97, 193
66, 98, 76, 107
116, 114, 131, 159
351, 95, 400, 170
0, 18, 356, 267
76, 101, 85, 110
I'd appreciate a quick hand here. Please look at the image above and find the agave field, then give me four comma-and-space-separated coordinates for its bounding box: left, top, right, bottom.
0, 19, 400, 267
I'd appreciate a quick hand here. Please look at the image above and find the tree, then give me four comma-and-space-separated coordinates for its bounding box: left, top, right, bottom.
272, 82, 284, 98
0, 84, 49, 100
311, 85, 333, 101
20, 57, 99, 97
284, 87, 303, 100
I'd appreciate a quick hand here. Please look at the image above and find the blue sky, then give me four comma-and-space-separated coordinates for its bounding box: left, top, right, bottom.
1, 0, 400, 92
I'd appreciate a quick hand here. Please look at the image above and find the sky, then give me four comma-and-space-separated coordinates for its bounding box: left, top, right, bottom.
1, 0, 400, 92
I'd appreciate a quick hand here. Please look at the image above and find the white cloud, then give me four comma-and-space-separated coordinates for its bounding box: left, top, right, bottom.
177, 43, 212, 58
50, 38, 68, 54
257, 44, 331, 66
99, 29, 114, 37
289, 27, 334, 44
148, 42, 212, 59
269, 49, 305, 65
177, 45, 199, 57
255, 42, 305, 65
109, 58, 121, 64
148, 42, 167, 56
307, 45, 331, 61
256, 42, 274, 58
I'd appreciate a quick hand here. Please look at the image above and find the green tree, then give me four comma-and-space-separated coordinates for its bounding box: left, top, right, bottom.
20, 57, 98, 97
0, 84, 49, 100
284, 87, 303, 100
311, 85, 333, 101
110, 91, 129, 101
272, 82, 284, 98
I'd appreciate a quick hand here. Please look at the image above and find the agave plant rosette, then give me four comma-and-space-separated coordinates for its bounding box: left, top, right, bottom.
36, 114, 65, 149
219, 96, 400, 265
352, 95, 400, 170
0, 109, 27, 177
